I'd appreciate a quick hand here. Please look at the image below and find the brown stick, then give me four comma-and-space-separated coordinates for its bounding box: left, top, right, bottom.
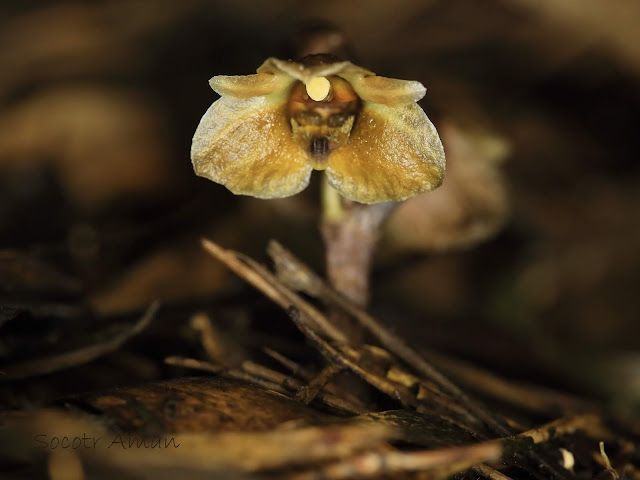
165, 356, 285, 392
287, 306, 419, 409
423, 350, 599, 416
516, 414, 610, 444
262, 347, 369, 412
165, 355, 365, 415
0, 302, 159, 381
291, 439, 503, 480
473, 464, 515, 480
189, 311, 230, 365
201, 238, 346, 343
295, 364, 344, 405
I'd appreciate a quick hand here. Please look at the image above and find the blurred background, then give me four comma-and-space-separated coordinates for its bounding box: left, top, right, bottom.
1, 0, 639, 413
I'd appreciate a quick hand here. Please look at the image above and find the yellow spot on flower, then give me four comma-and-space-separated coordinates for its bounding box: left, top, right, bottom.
305, 76, 331, 101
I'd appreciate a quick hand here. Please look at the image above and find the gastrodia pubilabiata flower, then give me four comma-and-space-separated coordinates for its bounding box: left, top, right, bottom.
191, 55, 445, 204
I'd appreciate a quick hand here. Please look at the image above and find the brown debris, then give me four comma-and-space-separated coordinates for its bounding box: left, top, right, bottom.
1, 237, 638, 480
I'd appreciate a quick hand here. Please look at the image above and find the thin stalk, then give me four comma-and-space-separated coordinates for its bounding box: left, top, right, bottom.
320, 175, 397, 342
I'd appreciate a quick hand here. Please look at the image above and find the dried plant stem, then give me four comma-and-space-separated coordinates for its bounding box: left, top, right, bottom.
201, 239, 346, 343
189, 311, 229, 365
473, 464, 515, 480
291, 440, 503, 480
164, 356, 287, 394
288, 306, 418, 408
295, 364, 344, 405
422, 350, 599, 416
0, 302, 159, 381
516, 414, 610, 444
165, 355, 365, 415
262, 347, 369, 411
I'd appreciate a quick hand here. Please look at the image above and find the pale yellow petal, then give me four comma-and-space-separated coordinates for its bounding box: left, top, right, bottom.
339, 73, 426, 106
191, 95, 312, 198
209, 72, 294, 99
326, 102, 445, 204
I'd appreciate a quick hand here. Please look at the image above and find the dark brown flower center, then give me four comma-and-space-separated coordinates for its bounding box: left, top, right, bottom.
287, 76, 360, 170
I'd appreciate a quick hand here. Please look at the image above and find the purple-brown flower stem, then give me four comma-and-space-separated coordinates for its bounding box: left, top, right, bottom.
293, 23, 398, 343
321, 176, 397, 343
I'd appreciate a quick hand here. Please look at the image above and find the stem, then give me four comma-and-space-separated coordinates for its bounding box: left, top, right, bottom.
321, 174, 344, 223
320, 174, 397, 342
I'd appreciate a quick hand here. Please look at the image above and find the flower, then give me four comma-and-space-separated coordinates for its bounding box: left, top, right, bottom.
191, 55, 445, 204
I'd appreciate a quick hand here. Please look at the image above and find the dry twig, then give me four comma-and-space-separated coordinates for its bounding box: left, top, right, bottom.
201, 238, 346, 343
262, 347, 369, 411
517, 414, 611, 444
291, 439, 502, 480
166, 355, 365, 415
0, 301, 159, 381
189, 311, 231, 365
287, 306, 418, 409
295, 364, 344, 405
